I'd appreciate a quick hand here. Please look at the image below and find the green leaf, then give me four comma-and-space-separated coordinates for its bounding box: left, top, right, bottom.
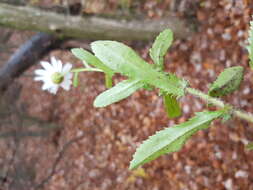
247, 19, 253, 69
71, 48, 114, 76
91, 41, 187, 97
163, 94, 181, 118
142, 84, 154, 91
94, 79, 143, 107
150, 29, 173, 70
129, 111, 223, 170
246, 142, 253, 150
208, 66, 244, 97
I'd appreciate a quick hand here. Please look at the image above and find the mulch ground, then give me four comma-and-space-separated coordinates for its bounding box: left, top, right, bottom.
1, 0, 253, 189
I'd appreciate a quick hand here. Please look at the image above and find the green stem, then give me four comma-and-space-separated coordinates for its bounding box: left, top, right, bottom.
186, 87, 253, 123
71, 68, 103, 73
233, 110, 253, 123
186, 88, 224, 107
82, 61, 91, 69
105, 74, 113, 88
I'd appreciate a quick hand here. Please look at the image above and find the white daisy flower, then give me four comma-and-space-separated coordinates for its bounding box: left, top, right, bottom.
34, 56, 73, 94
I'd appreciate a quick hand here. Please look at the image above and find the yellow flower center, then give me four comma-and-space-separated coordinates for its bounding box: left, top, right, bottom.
51, 72, 64, 84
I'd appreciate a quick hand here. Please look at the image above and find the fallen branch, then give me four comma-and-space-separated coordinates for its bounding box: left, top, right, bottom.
0, 3, 194, 41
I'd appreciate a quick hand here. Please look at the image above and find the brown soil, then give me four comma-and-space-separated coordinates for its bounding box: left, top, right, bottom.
1, 0, 253, 190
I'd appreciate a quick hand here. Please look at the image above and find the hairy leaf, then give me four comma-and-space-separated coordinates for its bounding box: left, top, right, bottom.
94, 79, 143, 107
163, 94, 181, 118
247, 18, 253, 69
150, 29, 173, 70
129, 111, 223, 170
208, 66, 244, 97
71, 48, 114, 76
91, 41, 187, 97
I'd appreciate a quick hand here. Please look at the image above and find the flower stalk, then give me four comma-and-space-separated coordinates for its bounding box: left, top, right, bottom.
71, 68, 103, 73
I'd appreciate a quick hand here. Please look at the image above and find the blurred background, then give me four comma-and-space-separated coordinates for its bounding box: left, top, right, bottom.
0, 0, 253, 189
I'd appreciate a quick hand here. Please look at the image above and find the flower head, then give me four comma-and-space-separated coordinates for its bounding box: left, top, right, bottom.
34, 56, 73, 94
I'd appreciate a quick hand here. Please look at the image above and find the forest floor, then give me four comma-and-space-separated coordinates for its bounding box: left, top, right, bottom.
1, 0, 253, 190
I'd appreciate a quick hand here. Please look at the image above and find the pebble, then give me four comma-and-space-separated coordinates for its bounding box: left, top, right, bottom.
235, 170, 248, 178
222, 33, 232, 41
243, 87, 250, 95
183, 104, 190, 114
223, 178, 233, 190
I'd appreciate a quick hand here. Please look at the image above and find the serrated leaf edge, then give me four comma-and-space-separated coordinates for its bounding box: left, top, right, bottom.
129, 111, 223, 170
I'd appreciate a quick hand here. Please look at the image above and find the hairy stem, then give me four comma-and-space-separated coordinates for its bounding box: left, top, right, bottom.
186, 87, 253, 123
186, 88, 225, 107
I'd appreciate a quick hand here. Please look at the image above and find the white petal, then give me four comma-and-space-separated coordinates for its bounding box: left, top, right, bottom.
51, 57, 59, 70
57, 60, 63, 72
34, 69, 48, 76
51, 57, 63, 72
34, 76, 46, 81
48, 86, 59, 94
64, 73, 73, 80
42, 81, 53, 90
60, 79, 72, 91
62, 63, 72, 74
40, 61, 54, 72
